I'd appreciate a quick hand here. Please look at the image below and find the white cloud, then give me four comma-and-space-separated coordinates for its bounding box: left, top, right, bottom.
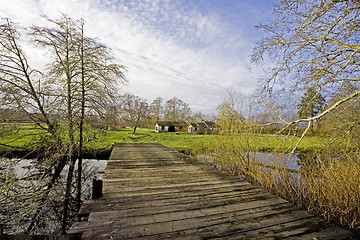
0, 0, 265, 114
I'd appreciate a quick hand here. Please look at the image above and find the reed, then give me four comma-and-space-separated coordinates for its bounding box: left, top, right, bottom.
198, 117, 360, 234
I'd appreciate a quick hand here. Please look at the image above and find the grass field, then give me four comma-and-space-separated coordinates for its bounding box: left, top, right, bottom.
82, 128, 220, 154
0, 127, 341, 155
83, 128, 345, 154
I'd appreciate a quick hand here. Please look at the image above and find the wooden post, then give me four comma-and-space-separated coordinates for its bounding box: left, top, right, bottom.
92, 171, 104, 199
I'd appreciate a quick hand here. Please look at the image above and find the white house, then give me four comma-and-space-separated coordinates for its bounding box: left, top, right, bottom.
155, 121, 187, 132
188, 121, 217, 134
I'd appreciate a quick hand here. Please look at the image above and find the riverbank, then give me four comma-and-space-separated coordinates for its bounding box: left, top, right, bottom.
0, 148, 112, 160
0, 128, 346, 159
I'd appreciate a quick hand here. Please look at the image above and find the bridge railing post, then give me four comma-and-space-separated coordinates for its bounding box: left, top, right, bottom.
92, 170, 104, 199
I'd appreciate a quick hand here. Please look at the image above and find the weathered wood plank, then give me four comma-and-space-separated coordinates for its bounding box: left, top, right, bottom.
69, 143, 358, 239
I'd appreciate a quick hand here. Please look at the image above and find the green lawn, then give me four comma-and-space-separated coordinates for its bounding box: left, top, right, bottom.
0, 127, 45, 150
84, 128, 220, 154
84, 129, 340, 154
0, 127, 343, 156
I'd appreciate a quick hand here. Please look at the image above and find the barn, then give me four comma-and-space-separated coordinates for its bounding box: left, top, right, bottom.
188, 121, 217, 134
155, 121, 187, 132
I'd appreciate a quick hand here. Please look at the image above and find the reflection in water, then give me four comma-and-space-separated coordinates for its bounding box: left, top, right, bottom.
1, 158, 107, 177
0, 158, 108, 234
197, 152, 303, 172
249, 152, 301, 171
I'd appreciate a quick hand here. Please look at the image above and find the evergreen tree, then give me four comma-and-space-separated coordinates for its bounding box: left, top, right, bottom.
297, 86, 326, 132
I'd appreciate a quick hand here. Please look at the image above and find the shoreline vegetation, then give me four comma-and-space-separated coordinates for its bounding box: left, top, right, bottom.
0, 127, 346, 159
2, 127, 360, 235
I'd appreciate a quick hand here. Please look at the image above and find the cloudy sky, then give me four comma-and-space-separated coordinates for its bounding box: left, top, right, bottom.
0, 0, 274, 114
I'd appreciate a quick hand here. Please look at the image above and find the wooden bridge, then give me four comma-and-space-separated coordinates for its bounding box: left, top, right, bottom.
69, 143, 357, 239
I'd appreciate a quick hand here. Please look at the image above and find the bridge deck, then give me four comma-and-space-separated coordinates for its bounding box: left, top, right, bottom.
69, 143, 357, 239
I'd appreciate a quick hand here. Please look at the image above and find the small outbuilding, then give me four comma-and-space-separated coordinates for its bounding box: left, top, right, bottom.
188, 121, 217, 134
155, 121, 187, 132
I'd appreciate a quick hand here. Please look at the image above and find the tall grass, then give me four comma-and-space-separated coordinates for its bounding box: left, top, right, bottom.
198, 117, 360, 234
305, 152, 360, 229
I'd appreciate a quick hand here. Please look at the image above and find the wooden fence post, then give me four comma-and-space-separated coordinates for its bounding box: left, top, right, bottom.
92, 171, 104, 199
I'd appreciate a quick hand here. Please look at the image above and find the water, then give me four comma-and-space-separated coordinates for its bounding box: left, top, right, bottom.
197, 151, 302, 172
1, 158, 108, 202
0, 158, 108, 234
249, 152, 301, 171
1, 158, 107, 176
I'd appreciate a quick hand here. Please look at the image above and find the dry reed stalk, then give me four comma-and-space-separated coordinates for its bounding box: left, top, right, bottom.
200, 122, 360, 233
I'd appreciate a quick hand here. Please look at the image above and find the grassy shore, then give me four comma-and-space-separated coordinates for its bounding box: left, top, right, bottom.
0, 127, 342, 157
72, 128, 346, 154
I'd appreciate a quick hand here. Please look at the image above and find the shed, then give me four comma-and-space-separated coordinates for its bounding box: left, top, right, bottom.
155, 121, 187, 132
188, 121, 217, 134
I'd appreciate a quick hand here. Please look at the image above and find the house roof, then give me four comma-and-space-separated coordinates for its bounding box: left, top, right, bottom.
189, 121, 216, 128
204, 121, 217, 128
156, 121, 187, 127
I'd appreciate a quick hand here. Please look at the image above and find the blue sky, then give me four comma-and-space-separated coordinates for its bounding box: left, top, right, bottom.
0, 0, 275, 114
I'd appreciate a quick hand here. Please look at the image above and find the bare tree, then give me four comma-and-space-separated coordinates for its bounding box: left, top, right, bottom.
320, 82, 360, 137
252, 0, 360, 149
119, 93, 149, 134
163, 97, 191, 122
0, 19, 60, 142
0, 14, 127, 234
0, 19, 70, 234
76, 19, 126, 216
249, 2, 360, 230
31, 14, 127, 233
31, 15, 81, 233
216, 90, 247, 134
149, 97, 163, 123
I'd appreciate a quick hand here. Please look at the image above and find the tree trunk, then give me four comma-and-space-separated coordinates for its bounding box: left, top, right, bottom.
77, 22, 85, 216
61, 155, 76, 234
26, 154, 67, 233
62, 27, 76, 233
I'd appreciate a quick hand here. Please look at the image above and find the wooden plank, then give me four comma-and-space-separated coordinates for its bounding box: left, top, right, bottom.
69, 143, 358, 239
77, 193, 285, 220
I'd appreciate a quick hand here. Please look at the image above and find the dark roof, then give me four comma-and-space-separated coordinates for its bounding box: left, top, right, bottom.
156, 121, 187, 127
204, 121, 217, 128
189, 121, 216, 129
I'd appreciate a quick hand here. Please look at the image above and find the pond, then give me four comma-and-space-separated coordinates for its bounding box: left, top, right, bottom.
249, 152, 301, 171
197, 152, 304, 171
1, 158, 108, 198
0, 158, 108, 234
2, 158, 107, 176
